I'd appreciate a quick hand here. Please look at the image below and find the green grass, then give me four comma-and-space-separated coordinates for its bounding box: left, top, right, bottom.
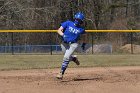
0, 54, 140, 70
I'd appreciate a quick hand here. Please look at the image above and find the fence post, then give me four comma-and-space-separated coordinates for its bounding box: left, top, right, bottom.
130, 32, 133, 54
50, 32, 53, 55
11, 32, 14, 55
92, 33, 94, 54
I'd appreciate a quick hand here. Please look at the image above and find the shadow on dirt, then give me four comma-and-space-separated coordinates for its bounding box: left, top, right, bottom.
73, 77, 103, 81
61, 77, 103, 82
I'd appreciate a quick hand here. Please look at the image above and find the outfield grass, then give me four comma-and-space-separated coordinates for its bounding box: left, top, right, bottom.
0, 54, 140, 70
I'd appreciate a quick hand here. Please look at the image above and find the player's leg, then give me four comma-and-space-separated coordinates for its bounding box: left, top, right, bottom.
57, 43, 78, 79
61, 43, 79, 64
70, 55, 80, 65
62, 43, 79, 74
60, 43, 67, 53
57, 43, 69, 79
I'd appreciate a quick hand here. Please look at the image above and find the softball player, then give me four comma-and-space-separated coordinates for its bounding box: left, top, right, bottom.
57, 12, 86, 79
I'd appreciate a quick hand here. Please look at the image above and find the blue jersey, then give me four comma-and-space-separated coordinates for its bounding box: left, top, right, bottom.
61, 20, 85, 43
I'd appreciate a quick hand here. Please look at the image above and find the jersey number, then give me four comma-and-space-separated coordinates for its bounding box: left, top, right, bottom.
69, 26, 80, 34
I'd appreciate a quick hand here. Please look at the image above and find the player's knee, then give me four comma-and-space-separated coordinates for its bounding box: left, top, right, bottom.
63, 56, 70, 61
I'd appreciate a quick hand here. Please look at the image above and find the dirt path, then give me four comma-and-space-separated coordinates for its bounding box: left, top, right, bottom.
0, 66, 140, 93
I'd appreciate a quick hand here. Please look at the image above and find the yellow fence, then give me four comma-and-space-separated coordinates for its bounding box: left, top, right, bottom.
0, 30, 140, 32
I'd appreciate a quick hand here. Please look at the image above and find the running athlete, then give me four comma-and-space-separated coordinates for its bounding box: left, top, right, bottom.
57, 12, 86, 79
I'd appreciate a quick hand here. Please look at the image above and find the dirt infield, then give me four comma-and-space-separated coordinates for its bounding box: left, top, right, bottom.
0, 67, 140, 93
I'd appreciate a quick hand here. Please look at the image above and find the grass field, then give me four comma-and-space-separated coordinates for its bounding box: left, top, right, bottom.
0, 54, 140, 70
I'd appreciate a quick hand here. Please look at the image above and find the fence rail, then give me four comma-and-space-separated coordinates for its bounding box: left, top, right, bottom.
0, 44, 113, 55
0, 30, 140, 32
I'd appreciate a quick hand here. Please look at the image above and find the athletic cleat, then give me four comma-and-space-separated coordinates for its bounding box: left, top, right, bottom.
56, 73, 63, 79
73, 56, 80, 65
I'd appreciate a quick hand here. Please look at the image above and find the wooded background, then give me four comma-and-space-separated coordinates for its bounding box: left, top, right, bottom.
0, 0, 140, 53
0, 0, 140, 30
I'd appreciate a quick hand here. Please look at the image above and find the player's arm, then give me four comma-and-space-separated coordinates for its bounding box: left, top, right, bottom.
57, 26, 64, 36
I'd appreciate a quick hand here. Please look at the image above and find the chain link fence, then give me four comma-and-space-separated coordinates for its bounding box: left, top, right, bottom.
0, 32, 140, 55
